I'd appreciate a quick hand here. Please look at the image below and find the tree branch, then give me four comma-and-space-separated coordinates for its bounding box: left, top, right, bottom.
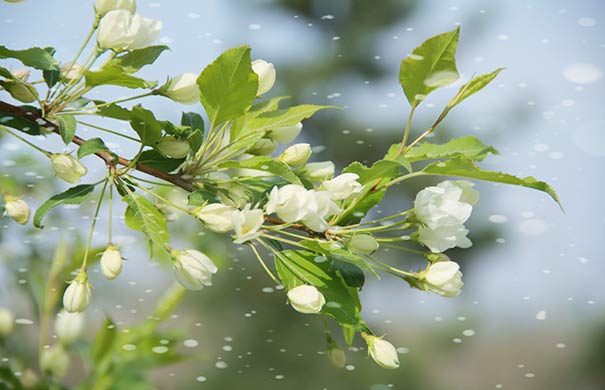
0, 100, 197, 192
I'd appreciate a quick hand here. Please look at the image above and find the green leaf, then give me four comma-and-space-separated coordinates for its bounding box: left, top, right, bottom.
343, 160, 404, 185
299, 239, 379, 279
198, 45, 258, 126
113, 45, 169, 73
399, 27, 460, 105
180, 112, 204, 134
188, 189, 220, 206
43, 68, 61, 88
230, 96, 290, 140
449, 68, 504, 108
422, 155, 561, 207
123, 193, 169, 256
220, 156, 302, 185
55, 114, 76, 144
404, 136, 499, 162
0, 365, 23, 390
137, 150, 184, 172
85, 64, 158, 89
0, 45, 58, 70
97, 104, 163, 145
34, 184, 95, 228
78, 137, 117, 162
0, 106, 41, 135
332, 259, 365, 288
275, 250, 364, 328
246, 104, 334, 133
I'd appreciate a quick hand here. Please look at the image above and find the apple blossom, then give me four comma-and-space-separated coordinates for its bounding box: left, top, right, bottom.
278, 143, 312, 166
268, 122, 303, 143
417, 224, 472, 253
162, 73, 199, 105
97, 10, 161, 51
195, 203, 235, 233
348, 234, 379, 255
322, 173, 362, 200
363, 334, 400, 369
171, 249, 218, 291
266, 185, 309, 223
3, 196, 30, 225
248, 137, 277, 155
300, 190, 340, 232
251, 59, 276, 95
54, 310, 84, 345
155, 136, 191, 158
94, 0, 136, 16
422, 260, 464, 297
287, 285, 325, 314
303, 161, 335, 181
60, 62, 83, 81
232, 204, 264, 243
62, 272, 92, 313
50, 153, 87, 183
414, 180, 478, 230
100, 245, 123, 280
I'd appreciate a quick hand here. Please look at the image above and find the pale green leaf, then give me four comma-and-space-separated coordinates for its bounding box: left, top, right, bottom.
399, 27, 460, 105
85, 64, 158, 89
220, 156, 302, 185
404, 136, 499, 162
123, 193, 169, 256
34, 184, 95, 228
56, 115, 76, 144
245, 104, 334, 134
449, 68, 504, 108
113, 45, 169, 73
77, 137, 117, 162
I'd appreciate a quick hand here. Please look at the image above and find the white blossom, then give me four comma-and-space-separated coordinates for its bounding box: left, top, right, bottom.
266, 185, 309, 223
40, 344, 69, 378
163, 73, 199, 105
51, 153, 87, 183
94, 0, 136, 16
248, 138, 277, 156
423, 260, 464, 297
0, 308, 14, 336
363, 334, 399, 369
97, 10, 161, 51
322, 173, 362, 200
232, 204, 264, 243
60, 62, 83, 81
172, 249, 218, 290
417, 224, 472, 253
301, 190, 339, 232
287, 285, 325, 314
304, 161, 335, 181
195, 203, 235, 233
269, 122, 302, 143
251, 59, 275, 95
3, 196, 30, 225
414, 180, 478, 230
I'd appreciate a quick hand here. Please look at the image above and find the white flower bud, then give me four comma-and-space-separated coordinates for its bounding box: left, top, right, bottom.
50, 153, 87, 183
303, 161, 335, 182
94, 0, 136, 16
60, 62, 83, 81
286, 285, 325, 314
195, 203, 235, 233
155, 136, 191, 158
278, 143, 311, 166
248, 137, 277, 156
327, 344, 347, 368
97, 10, 161, 51
363, 334, 399, 369
62, 273, 92, 313
3, 196, 30, 225
348, 234, 379, 255
163, 73, 199, 105
232, 204, 264, 244
269, 122, 302, 143
54, 309, 84, 345
172, 249, 218, 291
322, 173, 363, 200
0, 308, 15, 337
40, 344, 69, 379
100, 246, 123, 280
251, 59, 276, 95
422, 260, 464, 297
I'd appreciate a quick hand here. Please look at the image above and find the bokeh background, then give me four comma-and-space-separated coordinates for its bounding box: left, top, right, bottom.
1, 0, 604, 389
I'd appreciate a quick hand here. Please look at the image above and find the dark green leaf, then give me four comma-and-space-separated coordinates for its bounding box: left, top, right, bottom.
137, 150, 184, 172
55, 114, 76, 144
43, 68, 61, 88
332, 259, 365, 288
97, 104, 163, 145
78, 137, 117, 162
123, 193, 169, 256
180, 112, 204, 133
85, 64, 158, 89
0, 105, 41, 135
113, 45, 169, 73
0, 45, 58, 70
0, 365, 23, 390
197, 45, 258, 125
404, 136, 499, 162
34, 184, 95, 228
422, 155, 561, 207
399, 27, 460, 105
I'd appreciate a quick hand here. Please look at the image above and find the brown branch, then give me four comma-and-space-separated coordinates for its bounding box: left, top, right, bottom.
0, 100, 197, 192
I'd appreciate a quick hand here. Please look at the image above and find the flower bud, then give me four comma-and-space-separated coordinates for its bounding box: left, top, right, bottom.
0, 308, 15, 337
348, 234, 379, 255
269, 122, 303, 143
195, 203, 235, 233
303, 161, 335, 182
327, 344, 347, 368
97, 10, 161, 51
3, 196, 30, 225
422, 260, 463, 297
1, 79, 38, 103
100, 245, 123, 280
251, 59, 276, 95
162, 73, 199, 105
50, 153, 87, 183
94, 0, 136, 16
54, 309, 84, 345
248, 137, 277, 156
322, 173, 362, 200
60, 62, 83, 81
286, 285, 325, 314
172, 249, 218, 291
12, 68, 30, 81
363, 334, 399, 369
63, 273, 92, 313
278, 143, 311, 166
155, 136, 191, 158
40, 344, 69, 379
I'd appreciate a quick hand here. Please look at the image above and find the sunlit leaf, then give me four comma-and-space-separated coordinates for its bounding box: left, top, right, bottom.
34, 184, 96, 228
123, 193, 170, 256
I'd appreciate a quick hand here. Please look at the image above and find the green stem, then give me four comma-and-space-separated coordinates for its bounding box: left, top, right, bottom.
75, 120, 140, 142
397, 103, 417, 155
260, 233, 307, 249
108, 180, 114, 243
0, 125, 51, 156
383, 171, 424, 189
249, 241, 280, 284
81, 178, 109, 271
128, 178, 192, 215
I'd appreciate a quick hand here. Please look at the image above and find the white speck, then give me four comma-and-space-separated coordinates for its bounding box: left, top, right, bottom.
462, 329, 475, 337
345, 365, 355, 371
321, 15, 334, 20
578, 17, 596, 27
262, 287, 274, 293
561, 99, 575, 107
187, 12, 201, 19
519, 219, 548, 235
249, 24, 262, 30
122, 344, 137, 351
453, 338, 462, 344
563, 63, 602, 84
577, 257, 589, 264
525, 373, 535, 378
184, 339, 199, 348
556, 343, 566, 349
533, 143, 550, 152
396, 347, 410, 354
489, 214, 508, 223
196, 376, 207, 382
497, 34, 509, 41
152, 346, 169, 354
215, 361, 228, 369
15, 318, 34, 325
549, 152, 564, 159
535, 310, 547, 320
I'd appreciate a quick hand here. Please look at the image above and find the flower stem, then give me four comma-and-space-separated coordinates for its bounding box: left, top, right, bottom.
81, 177, 109, 271
0, 125, 51, 156
249, 241, 280, 284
